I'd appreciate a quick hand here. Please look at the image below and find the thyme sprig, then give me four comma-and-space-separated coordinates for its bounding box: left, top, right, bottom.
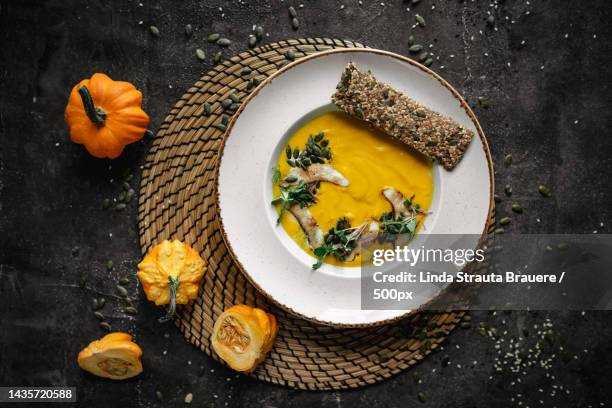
312, 218, 367, 269
271, 173, 317, 224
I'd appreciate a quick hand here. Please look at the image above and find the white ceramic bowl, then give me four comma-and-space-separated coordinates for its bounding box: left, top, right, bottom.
216, 48, 493, 326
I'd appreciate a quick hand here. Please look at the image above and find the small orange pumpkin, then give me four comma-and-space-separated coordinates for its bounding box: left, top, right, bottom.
64, 73, 150, 159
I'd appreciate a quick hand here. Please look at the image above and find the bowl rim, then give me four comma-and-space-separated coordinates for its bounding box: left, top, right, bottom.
214, 47, 495, 328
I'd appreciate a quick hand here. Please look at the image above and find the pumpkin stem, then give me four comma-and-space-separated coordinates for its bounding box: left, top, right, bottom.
77, 85, 106, 126
158, 276, 180, 323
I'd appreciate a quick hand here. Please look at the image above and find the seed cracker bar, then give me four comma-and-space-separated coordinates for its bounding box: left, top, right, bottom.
331, 63, 474, 170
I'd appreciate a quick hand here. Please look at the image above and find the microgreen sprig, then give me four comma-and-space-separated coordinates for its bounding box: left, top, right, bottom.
271, 178, 316, 224
312, 218, 367, 269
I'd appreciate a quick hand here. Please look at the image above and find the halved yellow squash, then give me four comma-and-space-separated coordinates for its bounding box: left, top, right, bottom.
211, 305, 278, 372
77, 332, 143, 380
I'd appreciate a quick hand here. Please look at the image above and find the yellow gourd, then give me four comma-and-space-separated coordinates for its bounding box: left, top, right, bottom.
77, 332, 143, 380
136, 240, 206, 322
211, 305, 278, 372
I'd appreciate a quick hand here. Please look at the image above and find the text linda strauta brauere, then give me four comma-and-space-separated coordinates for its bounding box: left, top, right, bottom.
370, 246, 565, 284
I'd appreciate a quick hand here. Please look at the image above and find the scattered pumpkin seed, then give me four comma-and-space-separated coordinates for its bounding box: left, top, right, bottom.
247, 36, 257, 48
409, 44, 423, 53
115, 203, 127, 211
504, 154, 513, 166
511, 203, 523, 213
288, 6, 297, 18
207, 33, 220, 43
285, 146, 292, 159
461, 322, 472, 329
145, 129, 154, 138
229, 93, 240, 103
276, 60, 288, 68
478, 96, 490, 108
102, 198, 111, 209
204, 102, 212, 114
240, 67, 252, 76
285, 50, 295, 61
98, 298, 106, 309
117, 285, 129, 297
407, 35, 415, 46
417, 51, 429, 62
494, 194, 502, 203
106, 260, 114, 270
125, 306, 138, 315
487, 14, 495, 26
94, 311, 105, 321
285, 176, 297, 183
184, 393, 193, 404
149, 25, 160, 37
291, 17, 300, 30
221, 99, 233, 109
423, 57, 433, 67
99, 322, 112, 331
415, 14, 426, 27
538, 184, 551, 197
155, 390, 163, 401
504, 184, 512, 196
125, 189, 135, 203
195, 49, 206, 61
499, 217, 511, 226
214, 123, 227, 131
119, 277, 130, 285
229, 103, 240, 111
495, 227, 505, 234
117, 191, 126, 202
217, 38, 231, 47
184, 24, 193, 37
255, 25, 264, 39
412, 0, 421, 4
92, 298, 99, 310
213, 51, 223, 64
418, 392, 426, 403
221, 114, 229, 125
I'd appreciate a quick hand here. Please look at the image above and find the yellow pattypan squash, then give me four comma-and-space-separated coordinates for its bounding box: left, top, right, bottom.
211, 304, 278, 372
137, 239, 206, 322
77, 332, 143, 380
64, 73, 150, 159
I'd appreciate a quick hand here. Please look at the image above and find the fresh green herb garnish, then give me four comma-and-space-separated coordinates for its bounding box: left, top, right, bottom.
379, 212, 418, 236
272, 165, 281, 184
271, 180, 316, 224
312, 218, 367, 269
379, 194, 425, 238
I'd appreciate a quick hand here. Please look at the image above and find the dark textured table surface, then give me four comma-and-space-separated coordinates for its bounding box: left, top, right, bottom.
2, 1, 612, 407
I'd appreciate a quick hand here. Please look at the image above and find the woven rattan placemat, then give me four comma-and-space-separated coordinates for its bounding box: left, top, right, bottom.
138, 38, 494, 390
